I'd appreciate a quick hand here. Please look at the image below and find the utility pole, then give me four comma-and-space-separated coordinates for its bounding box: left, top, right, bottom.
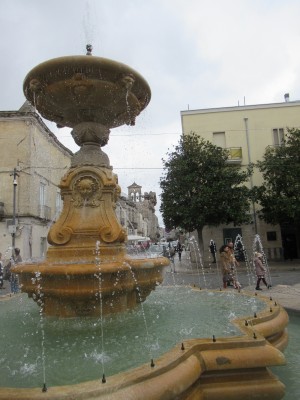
10, 167, 19, 253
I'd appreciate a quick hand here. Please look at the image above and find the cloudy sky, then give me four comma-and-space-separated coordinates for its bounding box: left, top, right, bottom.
1, 0, 300, 225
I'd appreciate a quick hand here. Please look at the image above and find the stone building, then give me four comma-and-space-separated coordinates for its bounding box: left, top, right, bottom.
181, 96, 300, 260
0, 102, 72, 261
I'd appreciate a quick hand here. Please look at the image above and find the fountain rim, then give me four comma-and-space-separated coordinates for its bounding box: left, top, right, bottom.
23, 54, 151, 106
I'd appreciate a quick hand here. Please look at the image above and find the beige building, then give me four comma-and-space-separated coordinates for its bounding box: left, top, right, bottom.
0, 102, 72, 261
181, 97, 300, 260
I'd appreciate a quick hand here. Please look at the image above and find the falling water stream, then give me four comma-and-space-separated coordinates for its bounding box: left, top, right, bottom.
188, 237, 220, 340
94, 240, 106, 383
253, 233, 272, 287
189, 237, 204, 288
32, 271, 47, 391
233, 234, 255, 288
127, 264, 154, 366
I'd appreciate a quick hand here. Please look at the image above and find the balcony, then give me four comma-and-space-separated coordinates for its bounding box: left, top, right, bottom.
38, 205, 51, 220
226, 147, 242, 164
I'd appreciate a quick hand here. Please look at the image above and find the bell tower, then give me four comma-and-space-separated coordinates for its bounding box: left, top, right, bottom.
128, 182, 142, 202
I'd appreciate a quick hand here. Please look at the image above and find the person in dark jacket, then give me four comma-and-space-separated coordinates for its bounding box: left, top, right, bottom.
176, 241, 183, 261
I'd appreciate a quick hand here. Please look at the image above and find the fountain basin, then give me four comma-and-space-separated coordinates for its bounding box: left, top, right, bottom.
0, 288, 288, 399
23, 55, 151, 129
13, 256, 169, 317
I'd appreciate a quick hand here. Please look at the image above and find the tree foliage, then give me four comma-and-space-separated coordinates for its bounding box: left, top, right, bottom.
254, 128, 300, 226
160, 133, 252, 246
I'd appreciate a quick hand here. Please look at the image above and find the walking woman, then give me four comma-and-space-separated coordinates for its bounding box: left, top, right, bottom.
254, 252, 271, 290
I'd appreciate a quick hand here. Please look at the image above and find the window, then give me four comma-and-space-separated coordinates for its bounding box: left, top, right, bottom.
40, 237, 47, 258
39, 182, 49, 219
273, 128, 284, 146
56, 190, 62, 215
213, 132, 226, 148
267, 231, 277, 241
39, 182, 46, 207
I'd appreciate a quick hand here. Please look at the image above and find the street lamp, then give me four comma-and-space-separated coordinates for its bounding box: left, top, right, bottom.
10, 167, 19, 253
244, 118, 258, 234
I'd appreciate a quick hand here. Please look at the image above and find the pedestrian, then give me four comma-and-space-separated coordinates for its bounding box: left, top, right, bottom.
254, 252, 271, 290
168, 246, 176, 270
227, 241, 239, 269
227, 241, 241, 289
209, 240, 217, 263
219, 245, 232, 288
7, 248, 22, 294
0, 252, 4, 289
176, 240, 183, 261
162, 244, 168, 257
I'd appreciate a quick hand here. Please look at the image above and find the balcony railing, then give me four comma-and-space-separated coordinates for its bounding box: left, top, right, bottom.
226, 147, 242, 164
38, 205, 51, 220
267, 144, 284, 150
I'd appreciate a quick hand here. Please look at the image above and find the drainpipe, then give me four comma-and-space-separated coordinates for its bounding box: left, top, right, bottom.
244, 118, 258, 234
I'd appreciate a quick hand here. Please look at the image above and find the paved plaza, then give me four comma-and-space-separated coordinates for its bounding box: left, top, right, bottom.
162, 250, 300, 313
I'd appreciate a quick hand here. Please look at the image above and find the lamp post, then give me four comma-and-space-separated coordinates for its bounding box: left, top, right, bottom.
10, 167, 19, 253
244, 118, 258, 234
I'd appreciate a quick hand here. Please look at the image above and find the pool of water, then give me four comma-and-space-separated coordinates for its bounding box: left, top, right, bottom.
0, 287, 266, 388
272, 311, 300, 399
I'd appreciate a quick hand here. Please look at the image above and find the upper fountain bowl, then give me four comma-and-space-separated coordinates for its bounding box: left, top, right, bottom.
23, 55, 151, 129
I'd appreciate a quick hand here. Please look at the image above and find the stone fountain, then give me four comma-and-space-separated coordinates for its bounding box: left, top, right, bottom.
13, 45, 169, 317
8, 47, 289, 400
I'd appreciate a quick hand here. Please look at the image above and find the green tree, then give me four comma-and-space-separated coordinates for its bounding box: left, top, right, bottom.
254, 127, 300, 231
160, 133, 252, 251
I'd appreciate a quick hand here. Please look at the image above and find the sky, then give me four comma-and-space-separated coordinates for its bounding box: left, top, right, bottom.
1, 0, 300, 225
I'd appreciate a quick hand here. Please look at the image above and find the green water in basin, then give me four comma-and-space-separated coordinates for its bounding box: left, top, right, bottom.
0, 287, 265, 388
